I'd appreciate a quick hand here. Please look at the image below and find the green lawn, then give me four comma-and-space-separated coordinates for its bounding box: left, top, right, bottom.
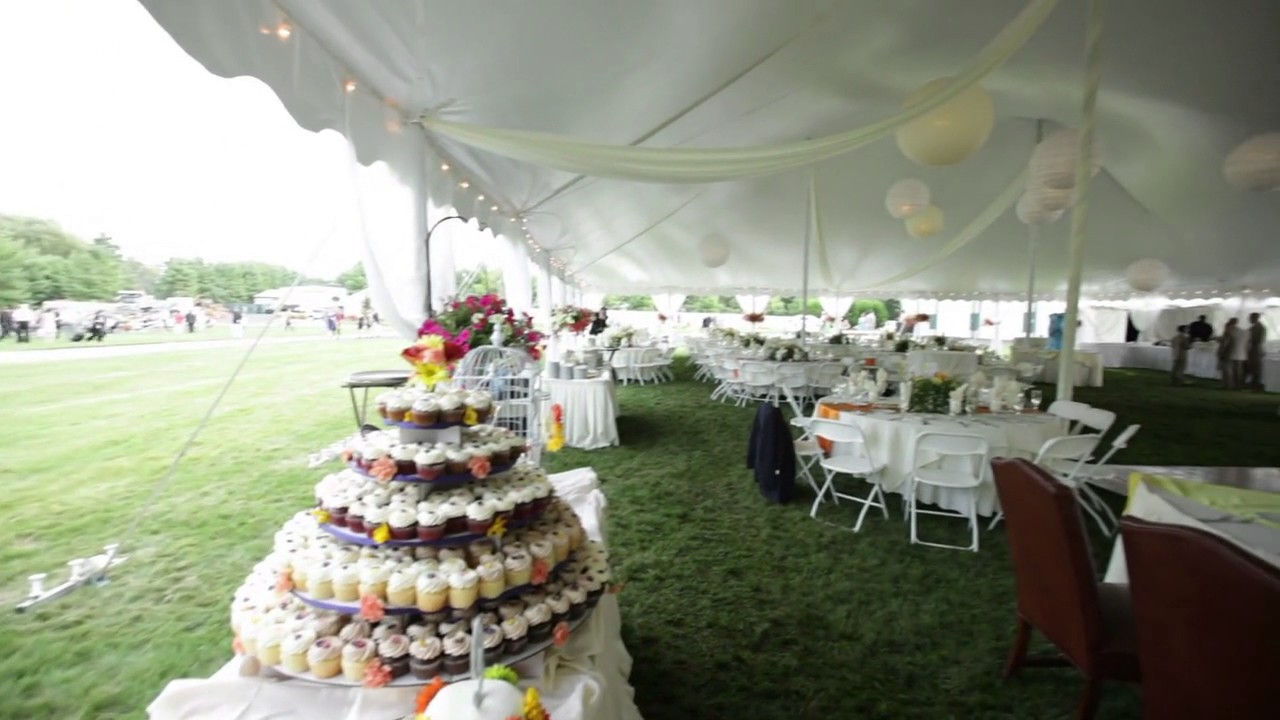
0, 346, 1275, 719
0, 323, 334, 351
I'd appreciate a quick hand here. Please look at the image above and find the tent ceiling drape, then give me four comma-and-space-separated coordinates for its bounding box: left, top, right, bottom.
139, 0, 1280, 300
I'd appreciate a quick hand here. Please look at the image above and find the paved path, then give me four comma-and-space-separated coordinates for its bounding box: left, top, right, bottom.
0, 333, 397, 365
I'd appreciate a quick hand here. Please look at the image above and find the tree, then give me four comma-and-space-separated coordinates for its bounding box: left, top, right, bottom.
681, 295, 741, 313
0, 215, 127, 303
122, 259, 160, 294
455, 266, 504, 298
0, 238, 30, 305
337, 263, 367, 293
602, 295, 654, 310
843, 298, 902, 327
766, 297, 823, 316
155, 259, 203, 299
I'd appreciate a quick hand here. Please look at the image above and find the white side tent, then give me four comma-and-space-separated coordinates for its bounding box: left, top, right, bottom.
134, 0, 1279, 343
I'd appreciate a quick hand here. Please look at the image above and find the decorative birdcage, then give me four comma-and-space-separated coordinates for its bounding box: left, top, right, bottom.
452, 347, 546, 459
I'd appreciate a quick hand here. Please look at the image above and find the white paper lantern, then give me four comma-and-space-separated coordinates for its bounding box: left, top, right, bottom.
1125, 258, 1171, 292
1024, 182, 1076, 214
895, 77, 995, 167
1223, 132, 1280, 191
885, 178, 932, 218
1030, 128, 1102, 190
905, 205, 945, 238
697, 234, 730, 268
1015, 192, 1064, 225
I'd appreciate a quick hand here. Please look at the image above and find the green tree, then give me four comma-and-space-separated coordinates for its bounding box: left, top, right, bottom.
155, 259, 203, 299
455, 266, 504, 298
681, 295, 741, 313
0, 215, 127, 303
602, 295, 654, 310
0, 238, 30, 305
765, 297, 823, 316
337, 263, 367, 293
842, 298, 903, 327
121, 259, 160, 294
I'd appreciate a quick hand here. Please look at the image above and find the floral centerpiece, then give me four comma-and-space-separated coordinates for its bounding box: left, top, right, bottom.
611, 326, 638, 347
908, 372, 959, 414
552, 306, 594, 334
740, 332, 767, 348
418, 294, 544, 359
743, 312, 765, 324
401, 334, 467, 389
765, 341, 809, 362
711, 327, 740, 342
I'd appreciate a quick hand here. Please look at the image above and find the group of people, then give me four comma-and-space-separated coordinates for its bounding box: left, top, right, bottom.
1170, 313, 1267, 389
0, 305, 36, 342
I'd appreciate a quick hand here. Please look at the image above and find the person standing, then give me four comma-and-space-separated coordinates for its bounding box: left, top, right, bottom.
12, 304, 34, 342
1170, 324, 1190, 386
1188, 314, 1213, 343
185, 310, 197, 333
1217, 319, 1239, 388
1244, 312, 1267, 390
231, 309, 244, 339
589, 307, 609, 336
0, 307, 13, 341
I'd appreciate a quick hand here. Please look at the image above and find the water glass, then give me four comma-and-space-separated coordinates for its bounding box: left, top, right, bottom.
1028, 388, 1044, 411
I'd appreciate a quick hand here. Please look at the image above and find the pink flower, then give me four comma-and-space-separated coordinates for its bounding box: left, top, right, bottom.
531, 558, 550, 585
359, 594, 386, 622
468, 456, 492, 480
371, 457, 397, 483
362, 658, 393, 689
552, 621, 571, 648
274, 572, 294, 596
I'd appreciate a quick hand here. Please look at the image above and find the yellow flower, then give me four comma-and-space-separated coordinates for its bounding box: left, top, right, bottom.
547, 432, 565, 453
934, 372, 950, 382
417, 363, 450, 389
372, 523, 391, 544
487, 515, 508, 539
419, 335, 444, 350
463, 407, 479, 426
311, 508, 332, 524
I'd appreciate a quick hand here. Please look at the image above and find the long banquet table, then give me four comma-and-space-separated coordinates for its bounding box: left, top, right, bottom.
817, 403, 1067, 516
906, 350, 979, 378
1081, 342, 1280, 391
147, 468, 643, 720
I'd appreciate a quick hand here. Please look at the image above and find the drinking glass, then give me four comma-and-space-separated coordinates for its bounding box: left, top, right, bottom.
1028, 388, 1044, 411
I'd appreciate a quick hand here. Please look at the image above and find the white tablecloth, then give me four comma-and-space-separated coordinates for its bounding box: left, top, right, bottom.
1011, 350, 1105, 387
1081, 342, 1280, 390
148, 468, 642, 720
831, 410, 1066, 516
546, 377, 620, 450
907, 350, 979, 378
1104, 480, 1280, 583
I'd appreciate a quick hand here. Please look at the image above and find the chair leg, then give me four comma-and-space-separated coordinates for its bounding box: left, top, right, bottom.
969, 495, 979, 552
1075, 676, 1102, 720
809, 473, 835, 519
987, 511, 1004, 531
1002, 618, 1032, 679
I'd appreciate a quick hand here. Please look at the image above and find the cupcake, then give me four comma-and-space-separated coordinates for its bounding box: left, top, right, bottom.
438, 556, 469, 576
545, 592, 571, 625
480, 623, 505, 665
465, 500, 495, 535
439, 394, 465, 424
530, 482, 553, 514
528, 540, 554, 573
415, 571, 450, 613
338, 620, 371, 643
410, 396, 441, 426
448, 570, 479, 611
444, 448, 472, 475
476, 560, 506, 601
408, 636, 443, 679
523, 602, 553, 642
406, 622, 437, 641
371, 623, 399, 643
416, 510, 446, 541
564, 584, 588, 620
378, 634, 412, 678
387, 567, 419, 607
281, 628, 316, 672
503, 551, 533, 588
466, 391, 493, 424
488, 441, 511, 466
387, 394, 411, 422
358, 563, 392, 601
439, 619, 467, 637
375, 391, 394, 419
491, 494, 516, 525
467, 538, 495, 564
308, 561, 335, 600
442, 631, 471, 675
362, 505, 390, 540
333, 564, 360, 602
414, 448, 446, 481
578, 575, 604, 607
507, 436, 527, 462
307, 636, 343, 679
312, 611, 346, 638
341, 638, 376, 681
388, 507, 417, 541
256, 624, 286, 666
392, 445, 418, 476
346, 501, 367, 534
498, 599, 525, 621
501, 615, 529, 656
547, 530, 571, 564
440, 501, 468, 533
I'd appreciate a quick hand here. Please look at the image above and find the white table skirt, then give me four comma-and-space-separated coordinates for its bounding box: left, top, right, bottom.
832, 410, 1067, 516
1104, 481, 1280, 583
148, 468, 643, 720
907, 350, 979, 378
1081, 342, 1279, 390
1012, 350, 1105, 387
546, 377, 620, 450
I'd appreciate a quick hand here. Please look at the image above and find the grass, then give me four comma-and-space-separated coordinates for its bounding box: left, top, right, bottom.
0, 323, 337, 351
0, 345, 1275, 719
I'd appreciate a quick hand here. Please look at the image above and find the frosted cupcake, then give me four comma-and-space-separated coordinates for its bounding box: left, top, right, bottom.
333, 564, 360, 602
416, 509, 446, 541
467, 538, 496, 564
465, 500, 495, 535
410, 396, 441, 426
341, 638, 376, 681
480, 623, 505, 665
361, 444, 388, 472
523, 602, 553, 642
466, 391, 493, 424
409, 635, 443, 679
476, 560, 506, 601
487, 440, 511, 466
281, 628, 316, 672
506, 436, 527, 462
387, 567, 419, 606
388, 507, 417, 541
414, 447, 446, 481
362, 505, 390, 540
378, 634, 411, 678
392, 445, 418, 475
528, 540, 554, 573
256, 624, 286, 666
547, 530, 571, 563
491, 494, 516, 524
545, 592, 571, 625
442, 631, 471, 675
563, 584, 588, 620
448, 569, 479, 611
438, 393, 465, 424
503, 551, 532, 588
501, 614, 529, 655
339, 620, 371, 643
415, 572, 449, 614
308, 561, 335, 600
307, 636, 343, 679
444, 448, 472, 475
358, 563, 392, 601
386, 394, 411, 422
375, 391, 395, 419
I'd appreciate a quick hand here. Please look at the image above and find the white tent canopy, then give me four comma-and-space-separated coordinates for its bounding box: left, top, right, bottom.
139, 0, 1280, 324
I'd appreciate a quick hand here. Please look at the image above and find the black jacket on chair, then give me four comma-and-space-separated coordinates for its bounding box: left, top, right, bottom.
746, 402, 796, 504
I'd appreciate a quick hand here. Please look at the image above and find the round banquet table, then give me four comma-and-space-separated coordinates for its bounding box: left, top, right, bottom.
545, 376, 620, 450
907, 350, 979, 378
817, 403, 1067, 516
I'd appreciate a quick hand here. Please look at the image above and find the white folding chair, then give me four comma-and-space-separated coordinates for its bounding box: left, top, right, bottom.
808, 419, 888, 532
807, 362, 846, 400
905, 432, 991, 552
1047, 399, 1091, 434
1076, 406, 1116, 435
988, 433, 1104, 531
781, 385, 823, 496
738, 361, 778, 407
634, 348, 664, 385
1067, 424, 1141, 534
774, 364, 810, 407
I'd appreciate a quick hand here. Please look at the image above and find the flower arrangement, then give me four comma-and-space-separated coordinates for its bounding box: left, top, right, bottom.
552, 306, 594, 334
739, 333, 767, 348
712, 327, 740, 341
765, 341, 809, 362
743, 312, 766, 324
908, 372, 959, 414
402, 334, 465, 389
611, 326, 638, 347
419, 294, 544, 359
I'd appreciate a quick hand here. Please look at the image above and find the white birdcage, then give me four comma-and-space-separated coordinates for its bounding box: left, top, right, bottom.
452, 347, 547, 461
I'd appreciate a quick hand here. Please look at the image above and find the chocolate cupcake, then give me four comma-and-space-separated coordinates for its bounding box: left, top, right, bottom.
523, 602, 552, 643
441, 631, 471, 675
408, 636, 443, 679
480, 623, 505, 665
378, 634, 411, 678
501, 615, 529, 656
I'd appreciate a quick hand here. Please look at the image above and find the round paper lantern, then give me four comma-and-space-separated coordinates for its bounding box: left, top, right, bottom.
1125, 258, 1170, 292
895, 77, 996, 166
1015, 192, 1064, 225
697, 234, 730, 268
1030, 128, 1102, 190
1223, 132, 1280, 191
905, 205, 945, 238
1024, 182, 1076, 214
885, 178, 932, 218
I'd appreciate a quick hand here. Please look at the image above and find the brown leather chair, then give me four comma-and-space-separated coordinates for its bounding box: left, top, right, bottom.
991, 458, 1139, 720
1120, 518, 1280, 719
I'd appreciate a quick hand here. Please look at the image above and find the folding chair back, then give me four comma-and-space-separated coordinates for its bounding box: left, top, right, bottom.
1077, 407, 1116, 434
1034, 434, 1103, 476
1047, 399, 1091, 433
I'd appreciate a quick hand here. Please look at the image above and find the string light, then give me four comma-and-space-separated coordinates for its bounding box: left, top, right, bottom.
490, 205, 499, 212
275, 21, 293, 40
476, 194, 485, 201
440, 163, 450, 172
458, 180, 470, 189
343, 78, 358, 93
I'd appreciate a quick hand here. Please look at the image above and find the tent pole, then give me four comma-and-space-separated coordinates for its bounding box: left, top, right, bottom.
1056, 0, 1107, 401
1024, 225, 1038, 338
801, 172, 814, 345
539, 253, 555, 374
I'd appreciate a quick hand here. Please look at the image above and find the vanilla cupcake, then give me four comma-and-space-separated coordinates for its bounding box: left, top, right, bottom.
466, 391, 493, 423
307, 561, 335, 600
256, 624, 286, 666
547, 530, 571, 563
501, 614, 529, 655
528, 540, 555, 576
409, 635, 443, 679
466, 500, 495, 535
388, 507, 417, 541
448, 569, 480, 611
438, 393, 465, 423
358, 563, 392, 601
438, 556, 469, 576
414, 447, 446, 481
415, 571, 450, 613
503, 551, 533, 587
387, 567, 419, 607
467, 538, 496, 564
442, 631, 471, 675
480, 623, 505, 665
341, 638, 376, 681
307, 636, 343, 679
376, 391, 395, 419
523, 602, 553, 642
312, 611, 346, 638
378, 634, 412, 678
387, 394, 411, 422
410, 396, 441, 426
281, 628, 316, 672
339, 620, 371, 643
476, 560, 506, 601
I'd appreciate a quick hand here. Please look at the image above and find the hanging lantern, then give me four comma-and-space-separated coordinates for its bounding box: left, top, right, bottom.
895, 77, 995, 167
1015, 192, 1064, 225
1125, 258, 1171, 292
885, 178, 931, 218
1222, 132, 1280, 191
1029, 127, 1102, 190
697, 234, 730, 268
1024, 182, 1076, 214
905, 205, 944, 238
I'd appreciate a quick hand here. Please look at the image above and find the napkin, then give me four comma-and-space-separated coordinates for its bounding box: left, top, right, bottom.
1003, 382, 1024, 406
899, 380, 913, 409
949, 383, 969, 402
969, 371, 987, 390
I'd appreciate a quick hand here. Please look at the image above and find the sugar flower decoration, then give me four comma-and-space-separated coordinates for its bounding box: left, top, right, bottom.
552, 621, 571, 648
486, 515, 509, 539
372, 523, 392, 545
523, 687, 549, 720
311, 508, 332, 524
531, 558, 550, 585
414, 677, 447, 716
371, 457, 398, 483
274, 572, 294, 596
359, 594, 386, 622
468, 455, 492, 480
463, 407, 479, 426
232, 635, 245, 655
483, 664, 520, 686
362, 658, 393, 689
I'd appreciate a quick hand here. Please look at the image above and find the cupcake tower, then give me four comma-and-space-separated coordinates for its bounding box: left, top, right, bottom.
348, 426, 527, 486
379, 387, 494, 428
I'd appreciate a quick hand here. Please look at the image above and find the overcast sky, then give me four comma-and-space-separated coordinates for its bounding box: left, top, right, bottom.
0, 0, 489, 279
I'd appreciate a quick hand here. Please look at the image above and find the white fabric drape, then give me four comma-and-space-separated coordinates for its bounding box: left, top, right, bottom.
419, 0, 1059, 183
551, 275, 567, 307
735, 295, 770, 314
650, 293, 687, 317
581, 291, 605, 310
502, 235, 533, 314
1078, 305, 1128, 343
819, 296, 854, 322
